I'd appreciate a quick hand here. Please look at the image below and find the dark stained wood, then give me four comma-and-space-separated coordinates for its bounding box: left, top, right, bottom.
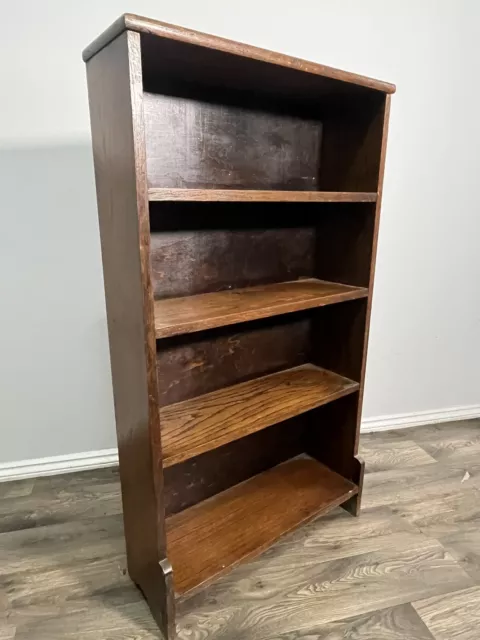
311, 298, 368, 382
166, 457, 357, 594
354, 95, 392, 452
149, 218, 315, 299
154, 278, 368, 338
144, 91, 323, 190
85, 31, 174, 638
82, 14, 396, 96
84, 15, 394, 636
314, 203, 376, 288
148, 188, 378, 202
157, 316, 310, 406
163, 418, 307, 516
160, 364, 359, 468
319, 95, 386, 192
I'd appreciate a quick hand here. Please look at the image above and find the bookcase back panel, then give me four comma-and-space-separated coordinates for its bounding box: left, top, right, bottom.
144, 92, 323, 190
163, 418, 307, 516
149, 203, 316, 298
149, 202, 375, 298
157, 315, 310, 406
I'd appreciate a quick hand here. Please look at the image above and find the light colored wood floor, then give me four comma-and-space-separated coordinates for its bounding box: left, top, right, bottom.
2, 420, 480, 639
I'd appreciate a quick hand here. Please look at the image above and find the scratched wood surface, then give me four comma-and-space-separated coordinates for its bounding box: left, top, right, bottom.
154, 278, 368, 338
2, 420, 480, 639
159, 364, 358, 467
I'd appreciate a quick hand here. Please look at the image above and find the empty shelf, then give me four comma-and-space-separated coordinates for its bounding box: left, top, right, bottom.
166, 456, 358, 594
160, 363, 359, 468
148, 188, 377, 202
154, 278, 368, 338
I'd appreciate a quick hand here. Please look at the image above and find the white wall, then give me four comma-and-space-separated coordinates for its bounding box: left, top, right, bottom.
1, 0, 479, 465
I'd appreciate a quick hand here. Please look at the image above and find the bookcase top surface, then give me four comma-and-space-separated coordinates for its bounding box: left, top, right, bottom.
82, 13, 395, 95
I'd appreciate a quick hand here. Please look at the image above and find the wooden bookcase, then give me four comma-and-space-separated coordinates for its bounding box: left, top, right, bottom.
83, 14, 394, 638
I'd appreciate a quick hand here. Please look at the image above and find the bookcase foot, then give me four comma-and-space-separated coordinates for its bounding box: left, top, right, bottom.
133, 558, 176, 640
341, 455, 365, 517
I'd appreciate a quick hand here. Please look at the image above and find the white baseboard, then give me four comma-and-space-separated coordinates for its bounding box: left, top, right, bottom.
0, 448, 119, 482
361, 404, 480, 433
1, 405, 480, 483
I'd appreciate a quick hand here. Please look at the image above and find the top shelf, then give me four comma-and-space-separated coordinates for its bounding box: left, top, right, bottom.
148, 189, 378, 203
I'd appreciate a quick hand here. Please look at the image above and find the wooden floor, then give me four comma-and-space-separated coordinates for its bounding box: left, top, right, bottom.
2, 420, 480, 639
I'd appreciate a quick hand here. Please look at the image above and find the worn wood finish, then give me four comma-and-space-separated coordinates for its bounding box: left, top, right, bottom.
82, 14, 396, 94
85, 15, 394, 636
5, 422, 480, 639
144, 92, 323, 190
160, 364, 358, 468
166, 457, 357, 595
85, 30, 174, 638
154, 278, 368, 338
157, 316, 310, 406
163, 418, 306, 516
148, 188, 378, 202
149, 217, 316, 298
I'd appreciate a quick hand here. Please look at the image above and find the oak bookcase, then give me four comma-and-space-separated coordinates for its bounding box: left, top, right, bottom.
83, 14, 395, 638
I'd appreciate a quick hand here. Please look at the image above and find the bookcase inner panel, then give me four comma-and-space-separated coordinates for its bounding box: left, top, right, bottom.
149, 203, 316, 298
149, 202, 375, 299
144, 91, 323, 190
163, 417, 307, 516
157, 315, 310, 406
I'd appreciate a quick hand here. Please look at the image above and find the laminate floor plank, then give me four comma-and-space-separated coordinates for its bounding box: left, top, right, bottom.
392, 487, 480, 538
395, 419, 480, 462
413, 585, 480, 640
265, 604, 435, 640
0, 515, 125, 576
440, 526, 480, 582
2, 420, 480, 640
359, 439, 436, 473
175, 538, 472, 638
362, 459, 480, 510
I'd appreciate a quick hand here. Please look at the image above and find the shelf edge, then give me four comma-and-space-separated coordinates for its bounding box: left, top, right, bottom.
148, 188, 378, 203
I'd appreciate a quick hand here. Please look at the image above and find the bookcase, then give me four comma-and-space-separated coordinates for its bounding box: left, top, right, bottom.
83, 14, 395, 638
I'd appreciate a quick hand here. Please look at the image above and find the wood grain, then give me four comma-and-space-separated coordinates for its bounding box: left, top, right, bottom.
149, 214, 316, 299
160, 364, 359, 468
163, 418, 307, 516
360, 439, 437, 473
414, 586, 480, 640
3, 421, 480, 640
144, 91, 323, 190
263, 604, 435, 640
166, 457, 357, 595
82, 14, 396, 96
157, 317, 310, 406
176, 538, 472, 637
85, 30, 174, 637
154, 278, 368, 338
148, 188, 378, 202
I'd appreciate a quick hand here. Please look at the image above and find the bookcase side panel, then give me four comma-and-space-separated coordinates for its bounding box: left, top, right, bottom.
355, 94, 392, 449
306, 95, 391, 513
86, 30, 174, 638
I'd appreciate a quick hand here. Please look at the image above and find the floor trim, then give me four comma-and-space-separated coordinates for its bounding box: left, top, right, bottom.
361, 404, 480, 432
1, 405, 480, 482
0, 448, 119, 482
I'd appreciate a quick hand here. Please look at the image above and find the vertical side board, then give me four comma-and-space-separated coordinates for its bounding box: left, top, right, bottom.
307, 95, 392, 515
86, 30, 174, 637
355, 95, 393, 446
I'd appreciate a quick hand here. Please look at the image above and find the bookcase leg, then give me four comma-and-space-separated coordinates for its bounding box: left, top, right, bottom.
133, 558, 176, 639
341, 455, 365, 517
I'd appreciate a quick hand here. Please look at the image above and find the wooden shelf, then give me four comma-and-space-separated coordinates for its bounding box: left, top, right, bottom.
148, 188, 378, 203
154, 278, 368, 339
160, 364, 358, 468
166, 456, 357, 594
